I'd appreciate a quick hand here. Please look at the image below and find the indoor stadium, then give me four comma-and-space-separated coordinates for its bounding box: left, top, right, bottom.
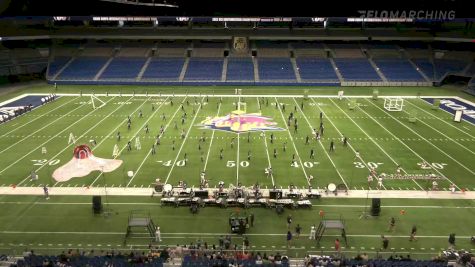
0, 0, 474, 266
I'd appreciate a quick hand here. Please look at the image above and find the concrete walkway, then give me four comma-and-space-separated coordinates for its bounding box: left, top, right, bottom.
1, 186, 474, 200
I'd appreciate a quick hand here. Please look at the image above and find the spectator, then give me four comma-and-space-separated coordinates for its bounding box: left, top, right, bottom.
381, 235, 389, 250
295, 224, 302, 238
409, 225, 417, 241
287, 231, 293, 248
334, 238, 341, 255
448, 233, 456, 249
155, 226, 161, 242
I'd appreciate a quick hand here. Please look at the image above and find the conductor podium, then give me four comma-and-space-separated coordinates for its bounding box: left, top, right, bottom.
124, 211, 156, 244
315, 214, 348, 246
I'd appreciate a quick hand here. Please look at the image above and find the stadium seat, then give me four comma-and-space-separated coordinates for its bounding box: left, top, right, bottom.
258, 57, 296, 81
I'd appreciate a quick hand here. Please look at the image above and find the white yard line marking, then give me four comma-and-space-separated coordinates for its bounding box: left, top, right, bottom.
23, 96, 133, 186
203, 103, 222, 171
164, 97, 204, 184
0, 230, 472, 239
409, 99, 475, 139
294, 98, 349, 188
0, 98, 86, 155
126, 98, 183, 187
274, 97, 309, 186
258, 100, 276, 187
356, 100, 461, 190
236, 96, 241, 186
327, 98, 423, 190
88, 96, 165, 186
366, 99, 475, 176
236, 132, 240, 185
0, 96, 79, 137
0, 97, 116, 177
400, 102, 475, 156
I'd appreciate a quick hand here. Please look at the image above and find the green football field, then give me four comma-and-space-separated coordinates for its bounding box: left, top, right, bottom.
0, 84, 474, 258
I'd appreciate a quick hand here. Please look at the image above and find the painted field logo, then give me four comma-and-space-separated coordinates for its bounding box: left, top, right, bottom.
52, 144, 123, 182
198, 111, 284, 133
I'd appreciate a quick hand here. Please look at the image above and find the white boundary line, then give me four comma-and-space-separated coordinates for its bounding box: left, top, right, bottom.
366, 99, 475, 176
0, 93, 31, 106
408, 99, 475, 138
0, 230, 472, 239
0, 98, 86, 155
0, 97, 115, 176
126, 97, 184, 187
36, 96, 135, 187
399, 102, 475, 156
326, 98, 423, 190
22, 96, 133, 186
355, 99, 462, 190
293, 98, 350, 189
274, 97, 310, 186
12, 92, 475, 105
164, 97, 203, 184
24, 92, 469, 99
0, 96, 79, 137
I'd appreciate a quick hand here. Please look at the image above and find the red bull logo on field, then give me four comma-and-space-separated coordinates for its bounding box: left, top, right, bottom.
198, 112, 284, 133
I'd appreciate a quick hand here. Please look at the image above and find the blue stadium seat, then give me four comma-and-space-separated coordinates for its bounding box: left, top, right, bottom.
226, 57, 255, 81
296, 58, 339, 81
413, 59, 469, 80
184, 58, 223, 81
47, 57, 70, 77
334, 58, 382, 81
58, 57, 108, 80
142, 57, 185, 80
100, 57, 146, 79
373, 59, 425, 81
258, 58, 296, 80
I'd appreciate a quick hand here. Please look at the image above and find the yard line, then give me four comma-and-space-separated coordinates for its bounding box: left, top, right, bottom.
293, 98, 349, 189
0, 96, 79, 137
236, 132, 240, 185
91, 97, 152, 151
325, 98, 423, 190
274, 97, 310, 186
236, 95, 241, 186
0, 230, 472, 239
126, 97, 184, 187
0, 98, 86, 155
401, 102, 475, 156
366, 99, 475, 176
259, 97, 275, 186
203, 103, 222, 171
356, 99, 462, 190
89, 96, 169, 187
0, 97, 115, 176
19, 96, 134, 186
164, 97, 204, 184
411, 99, 475, 139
